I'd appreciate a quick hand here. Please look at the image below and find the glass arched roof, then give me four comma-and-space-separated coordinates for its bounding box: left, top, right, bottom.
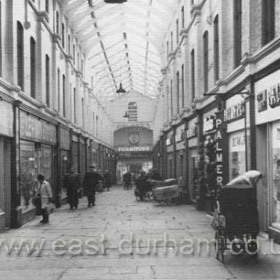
62, 0, 177, 102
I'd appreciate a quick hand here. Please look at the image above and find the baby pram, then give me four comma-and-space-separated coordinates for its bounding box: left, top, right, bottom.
212, 171, 262, 262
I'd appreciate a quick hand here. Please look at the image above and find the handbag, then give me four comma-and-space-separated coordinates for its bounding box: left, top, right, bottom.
44, 203, 55, 215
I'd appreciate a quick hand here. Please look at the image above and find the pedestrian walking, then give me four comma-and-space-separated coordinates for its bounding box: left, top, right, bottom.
35, 174, 53, 224
103, 170, 112, 191
83, 165, 103, 207
64, 168, 80, 210
123, 171, 132, 190
97, 170, 104, 193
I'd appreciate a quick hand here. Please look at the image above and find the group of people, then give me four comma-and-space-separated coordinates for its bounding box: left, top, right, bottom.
65, 165, 112, 209
33, 165, 112, 224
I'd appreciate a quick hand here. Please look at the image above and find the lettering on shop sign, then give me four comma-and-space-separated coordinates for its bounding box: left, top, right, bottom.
224, 102, 245, 122
215, 117, 223, 188
20, 111, 56, 144
257, 82, 280, 112
118, 146, 150, 152
186, 125, 197, 139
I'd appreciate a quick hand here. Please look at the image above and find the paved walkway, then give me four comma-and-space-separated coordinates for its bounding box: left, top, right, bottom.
1, 185, 280, 279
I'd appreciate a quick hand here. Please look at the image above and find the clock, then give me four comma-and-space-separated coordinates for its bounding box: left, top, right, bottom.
128, 133, 140, 145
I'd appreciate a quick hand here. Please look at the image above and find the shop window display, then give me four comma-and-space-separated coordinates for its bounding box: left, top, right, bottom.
20, 141, 37, 211
229, 131, 246, 181
272, 123, 280, 227
20, 141, 53, 212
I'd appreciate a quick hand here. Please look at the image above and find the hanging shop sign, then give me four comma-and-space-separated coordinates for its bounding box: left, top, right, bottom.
20, 111, 56, 144
224, 102, 245, 122
203, 115, 216, 133
255, 69, 280, 125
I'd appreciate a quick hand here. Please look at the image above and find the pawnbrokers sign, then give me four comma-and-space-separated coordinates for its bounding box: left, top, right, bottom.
118, 146, 151, 152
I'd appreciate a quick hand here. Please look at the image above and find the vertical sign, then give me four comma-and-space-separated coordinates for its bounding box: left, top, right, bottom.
215, 111, 224, 191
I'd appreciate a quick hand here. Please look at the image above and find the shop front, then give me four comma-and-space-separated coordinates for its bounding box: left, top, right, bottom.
165, 130, 174, 179
175, 123, 186, 179
114, 125, 153, 182
186, 117, 198, 203
71, 132, 79, 173
225, 95, 247, 181
58, 125, 70, 201
254, 69, 280, 238
79, 135, 86, 178
19, 110, 56, 223
200, 107, 218, 211
0, 99, 13, 231
91, 140, 98, 167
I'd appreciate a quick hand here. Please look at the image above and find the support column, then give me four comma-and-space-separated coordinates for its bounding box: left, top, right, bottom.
11, 100, 22, 228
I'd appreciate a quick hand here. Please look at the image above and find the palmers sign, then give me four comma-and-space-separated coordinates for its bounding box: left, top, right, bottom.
215, 115, 224, 188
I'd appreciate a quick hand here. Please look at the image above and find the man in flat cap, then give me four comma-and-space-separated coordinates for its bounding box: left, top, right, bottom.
83, 165, 103, 207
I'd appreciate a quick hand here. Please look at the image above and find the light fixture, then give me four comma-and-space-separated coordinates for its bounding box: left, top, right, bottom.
117, 83, 126, 94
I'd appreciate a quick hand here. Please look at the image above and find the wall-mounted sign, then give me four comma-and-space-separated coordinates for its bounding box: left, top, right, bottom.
255, 69, 280, 125
20, 111, 56, 144
215, 116, 224, 188
186, 124, 197, 139
118, 146, 151, 152
165, 130, 173, 146
203, 116, 216, 133
257, 83, 280, 112
175, 125, 185, 142
166, 138, 171, 146
224, 102, 245, 122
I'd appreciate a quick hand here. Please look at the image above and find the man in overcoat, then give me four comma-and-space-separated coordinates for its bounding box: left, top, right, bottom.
83, 165, 102, 207
64, 168, 80, 209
